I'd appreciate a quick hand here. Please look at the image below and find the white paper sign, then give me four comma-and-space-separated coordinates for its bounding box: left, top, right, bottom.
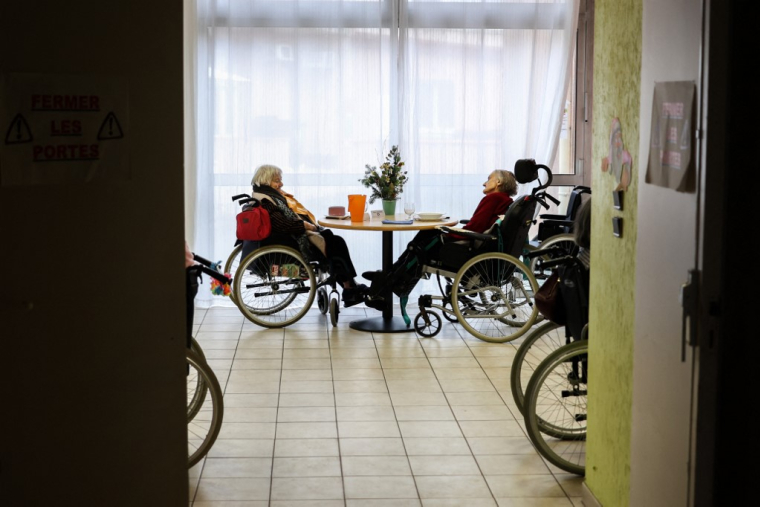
1, 73, 129, 186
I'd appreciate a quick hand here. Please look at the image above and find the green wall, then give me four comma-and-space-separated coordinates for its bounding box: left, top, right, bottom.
585, 1, 642, 505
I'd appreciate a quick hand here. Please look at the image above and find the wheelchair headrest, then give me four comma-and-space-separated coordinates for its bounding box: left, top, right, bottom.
514, 159, 553, 193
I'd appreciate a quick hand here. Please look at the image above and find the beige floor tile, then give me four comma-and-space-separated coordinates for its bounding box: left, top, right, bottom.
283, 358, 332, 369
451, 405, 513, 421
338, 421, 401, 438
270, 501, 343, 507
207, 439, 274, 458
438, 379, 496, 393
415, 475, 492, 499
434, 368, 489, 381
278, 406, 337, 422
422, 347, 475, 358
339, 437, 407, 456
469, 346, 516, 357
429, 357, 481, 368
273, 438, 340, 457
384, 368, 437, 381
394, 406, 455, 421
342, 456, 413, 476
445, 392, 505, 406
467, 436, 535, 455
476, 454, 551, 475
337, 406, 397, 422
230, 359, 282, 370
218, 423, 276, 440
335, 392, 393, 407
284, 348, 332, 358
194, 477, 270, 501
420, 340, 469, 350
234, 348, 283, 359
483, 368, 510, 381
201, 457, 272, 478
281, 369, 334, 381
390, 392, 449, 406
272, 456, 342, 477
279, 381, 334, 394
330, 348, 380, 359
376, 347, 427, 358
386, 379, 442, 393
344, 476, 419, 499
422, 499, 497, 507
485, 475, 566, 498
403, 437, 471, 456
237, 337, 285, 349
495, 498, 574, 507
276, 422, 338, 439
283, 340, 329, 349
270, 477, 344, 500
347, 500, 421, 507
278, 393, 335, 407
398, 421, 463, 438
193, 501, 269, 506
228, 369, 282, 383
333, 380, 389, 393
196, 338, 239, 350
333, 368, 386, 381
224, 407, 278, 423
554, 474, 586, 497
222, 393, 279, 408
458, 421, 524, 438
409, 455, 481, 476
380, 357, 431, 368
332, 358, 383, 369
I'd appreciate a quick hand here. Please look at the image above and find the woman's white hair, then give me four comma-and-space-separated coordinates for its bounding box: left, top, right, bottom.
491, 170, 518, 196
252, 164, 283, 187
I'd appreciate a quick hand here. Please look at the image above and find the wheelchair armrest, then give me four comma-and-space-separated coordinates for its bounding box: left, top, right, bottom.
459, 219, 469, 225
538, 213, 565, 220
541, 219, 574, 228
438, 226, 496, 242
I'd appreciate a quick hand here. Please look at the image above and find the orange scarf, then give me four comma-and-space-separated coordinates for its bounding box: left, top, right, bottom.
280, 190, 316, 224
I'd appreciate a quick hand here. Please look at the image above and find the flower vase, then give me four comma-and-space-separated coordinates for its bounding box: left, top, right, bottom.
382, 199, 397, 217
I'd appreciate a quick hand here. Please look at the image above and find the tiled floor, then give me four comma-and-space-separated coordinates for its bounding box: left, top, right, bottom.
188, 302, 585, 507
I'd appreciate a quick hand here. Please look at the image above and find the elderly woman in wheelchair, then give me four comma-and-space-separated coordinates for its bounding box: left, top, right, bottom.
365, 159, 556, 342
232, 164, 367, 327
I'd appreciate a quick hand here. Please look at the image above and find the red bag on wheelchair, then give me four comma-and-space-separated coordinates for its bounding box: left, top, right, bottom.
236, 200, 271, 241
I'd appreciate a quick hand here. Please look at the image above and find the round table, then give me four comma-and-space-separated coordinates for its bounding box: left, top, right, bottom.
318, 215, 458, 333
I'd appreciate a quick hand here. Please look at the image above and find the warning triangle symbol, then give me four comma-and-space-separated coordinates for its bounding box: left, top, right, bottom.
4, 114, 33, 144
97, 112, 124, 140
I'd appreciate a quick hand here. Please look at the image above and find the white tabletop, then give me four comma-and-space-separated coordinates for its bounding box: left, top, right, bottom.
318, 215, 457, 231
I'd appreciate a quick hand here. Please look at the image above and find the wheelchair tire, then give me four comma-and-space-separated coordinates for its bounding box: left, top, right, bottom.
187, 348, 224, 468
317, 287, 329, 315
224, 244, 243, 305
187, 338, 207, 423
329, 296, 339, 327
524, 340, 587, 476
234, 246, 316, 328
414, 311, 442, 337
528, 234, 576, 280
510, 321, 566, 416
451, 252, 540, 343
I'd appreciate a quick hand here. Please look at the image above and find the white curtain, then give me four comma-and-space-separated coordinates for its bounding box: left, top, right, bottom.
186, 0, 579, 307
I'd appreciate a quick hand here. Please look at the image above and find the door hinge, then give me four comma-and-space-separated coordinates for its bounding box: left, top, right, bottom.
679, 269, 700, 362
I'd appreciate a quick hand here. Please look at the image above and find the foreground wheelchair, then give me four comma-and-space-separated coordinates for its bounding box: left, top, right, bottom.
411, 159, 556, 343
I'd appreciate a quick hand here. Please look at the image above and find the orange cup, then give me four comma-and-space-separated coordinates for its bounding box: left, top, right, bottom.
348, 194, 367, 222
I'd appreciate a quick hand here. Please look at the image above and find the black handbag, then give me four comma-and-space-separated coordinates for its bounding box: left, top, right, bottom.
535, 271, 566, 325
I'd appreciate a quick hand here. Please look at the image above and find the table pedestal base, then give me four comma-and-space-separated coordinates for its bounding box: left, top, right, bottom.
349, 316, 413, 333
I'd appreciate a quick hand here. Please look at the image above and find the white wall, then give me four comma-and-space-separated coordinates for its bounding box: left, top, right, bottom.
0, 1, 187, 504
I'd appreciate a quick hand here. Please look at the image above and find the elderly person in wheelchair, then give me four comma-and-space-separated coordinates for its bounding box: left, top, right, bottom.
249, 164, 368, 307
365, 159, 555, 342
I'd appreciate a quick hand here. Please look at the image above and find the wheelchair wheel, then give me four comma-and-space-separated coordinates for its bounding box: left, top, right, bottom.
329, 296, 339, 327
234, 246, 316, 328
441, 281, 461, 323
451, 252, 540, 343
187, 348, 224, 468
224, 244, 243, 304
414, 311, 442, 337
510, 321, 567, 416
317, 287, 329, 315
524, 340, 587, 475
529, 234, 576, 280
187, 338, 207, 422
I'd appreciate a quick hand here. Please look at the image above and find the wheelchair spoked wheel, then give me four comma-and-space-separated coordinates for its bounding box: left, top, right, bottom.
187, 348, 224, 468
529, 234, 576, 281
224, 244, 243, 305
451, 252, 540, 343
414, 310, 442, 337
441, 280, 462, 323
187, 338, 207, 422
510, 322, 568, 416
234, 246, 317, 328
317, 287, 329, 315
523, 340, 587, 475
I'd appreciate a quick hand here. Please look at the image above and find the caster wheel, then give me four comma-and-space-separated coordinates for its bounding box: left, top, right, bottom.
329, 297, 339, 327
414, 311, 442, 337
317, 287, 328, 314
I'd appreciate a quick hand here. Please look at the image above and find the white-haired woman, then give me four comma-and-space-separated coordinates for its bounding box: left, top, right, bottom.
251, 164, 367, 306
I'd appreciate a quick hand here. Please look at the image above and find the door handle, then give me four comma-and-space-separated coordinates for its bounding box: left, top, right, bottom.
679, 269, 699, 362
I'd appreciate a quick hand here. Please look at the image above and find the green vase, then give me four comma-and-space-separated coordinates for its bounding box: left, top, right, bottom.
382, 199, 397, 216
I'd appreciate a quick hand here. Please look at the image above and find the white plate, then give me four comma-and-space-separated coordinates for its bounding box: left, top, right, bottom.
417, 212, 444, 220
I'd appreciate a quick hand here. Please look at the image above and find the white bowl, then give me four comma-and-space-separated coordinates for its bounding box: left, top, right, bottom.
417, 212, 444, 220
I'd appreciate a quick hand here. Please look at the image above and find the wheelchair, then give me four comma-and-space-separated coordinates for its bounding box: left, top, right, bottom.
410, 159, 557, 343
512, 247, 590, 476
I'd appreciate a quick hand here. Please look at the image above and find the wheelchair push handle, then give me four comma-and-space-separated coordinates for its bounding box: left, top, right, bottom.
191, 253, 232, 285
231, 193, 251, 202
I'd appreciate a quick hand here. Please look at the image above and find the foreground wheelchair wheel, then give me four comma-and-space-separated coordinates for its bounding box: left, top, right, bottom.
234, 246, 317, 328
510, 322, 567, 416
529, 234, 576, 280
224, 244, 243, 304
451, 252, 540, 343
187, 338, 207, 422
523, 340, 587, 475
187, 348, 224, 468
